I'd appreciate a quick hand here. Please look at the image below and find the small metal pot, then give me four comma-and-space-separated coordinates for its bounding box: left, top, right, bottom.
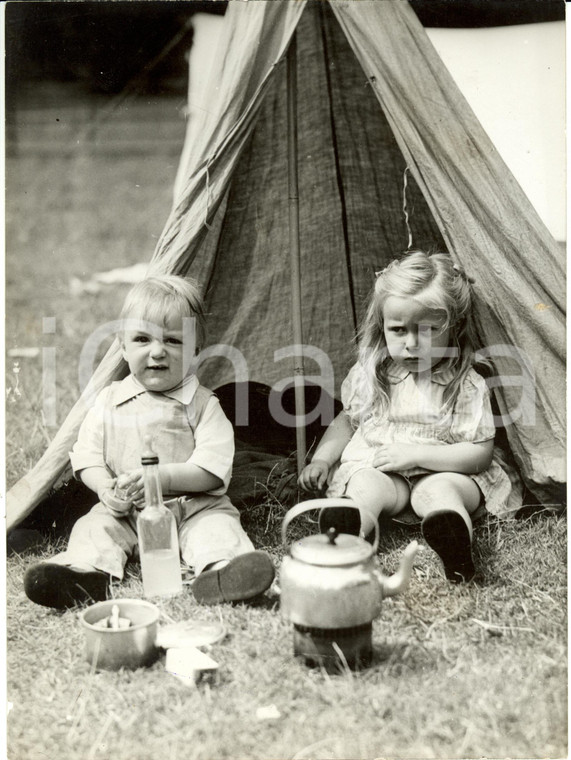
80, 598, 160, 671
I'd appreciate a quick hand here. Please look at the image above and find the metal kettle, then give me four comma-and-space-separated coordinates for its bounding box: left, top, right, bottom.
280, 499, 418, 671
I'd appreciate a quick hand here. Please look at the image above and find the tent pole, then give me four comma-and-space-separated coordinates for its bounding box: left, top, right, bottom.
286, 33, 306, 476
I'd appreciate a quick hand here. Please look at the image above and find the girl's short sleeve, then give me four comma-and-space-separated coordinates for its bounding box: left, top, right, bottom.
450, 370, 496, 443
340, 363, 367, 426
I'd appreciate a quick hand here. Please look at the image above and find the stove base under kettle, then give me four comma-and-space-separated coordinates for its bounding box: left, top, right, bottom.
293, 622, 373, 673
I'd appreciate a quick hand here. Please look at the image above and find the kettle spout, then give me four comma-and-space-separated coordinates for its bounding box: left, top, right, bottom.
378, 540, 418, 598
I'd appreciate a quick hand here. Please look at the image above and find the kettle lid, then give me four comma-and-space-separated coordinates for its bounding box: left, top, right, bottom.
290, 527, 374, 566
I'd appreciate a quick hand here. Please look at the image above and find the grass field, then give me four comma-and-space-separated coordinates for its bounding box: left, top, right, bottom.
5, 84, 567, 760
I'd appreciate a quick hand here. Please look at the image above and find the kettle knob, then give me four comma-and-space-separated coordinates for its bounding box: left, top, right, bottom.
326, 527, 338, 545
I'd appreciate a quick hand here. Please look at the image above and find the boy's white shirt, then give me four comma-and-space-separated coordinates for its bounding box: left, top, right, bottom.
69, 374, 234, 495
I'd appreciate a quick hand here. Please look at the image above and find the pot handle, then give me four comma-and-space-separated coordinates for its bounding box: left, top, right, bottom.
282, 498, 379, 553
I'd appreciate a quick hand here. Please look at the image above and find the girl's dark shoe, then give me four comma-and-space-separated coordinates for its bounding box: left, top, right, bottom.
318, 505, 361, 536
24, 563, 110, 609
421, 510, 475, 583
192, 551, 275, 605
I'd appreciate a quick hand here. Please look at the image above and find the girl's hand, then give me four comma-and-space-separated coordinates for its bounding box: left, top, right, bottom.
372, 444, 419, 473
299, 459, 330, 491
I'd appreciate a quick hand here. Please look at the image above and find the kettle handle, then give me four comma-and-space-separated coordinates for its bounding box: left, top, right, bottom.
282, 498, 379, 553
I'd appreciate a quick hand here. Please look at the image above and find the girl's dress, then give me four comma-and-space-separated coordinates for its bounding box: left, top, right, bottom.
327, 361, 521, 518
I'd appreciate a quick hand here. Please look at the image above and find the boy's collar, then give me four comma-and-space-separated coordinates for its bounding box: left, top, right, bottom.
386, 360, 456, 386
112, 374, 199, 406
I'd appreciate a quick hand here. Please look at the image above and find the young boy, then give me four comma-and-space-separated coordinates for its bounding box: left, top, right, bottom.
24, 275, 274, 609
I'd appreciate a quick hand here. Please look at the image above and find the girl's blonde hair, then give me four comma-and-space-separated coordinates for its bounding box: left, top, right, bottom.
358, 251, 481, 418
120, 275, 206, 350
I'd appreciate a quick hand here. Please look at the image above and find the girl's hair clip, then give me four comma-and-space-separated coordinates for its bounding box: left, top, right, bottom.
453, 264, 476, 284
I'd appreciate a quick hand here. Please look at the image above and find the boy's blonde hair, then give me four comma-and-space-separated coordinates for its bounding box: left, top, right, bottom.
120, 275, 206, 350
358, 251, 482, 418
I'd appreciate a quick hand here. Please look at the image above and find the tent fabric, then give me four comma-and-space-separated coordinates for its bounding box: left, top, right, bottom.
157, 1, 307, 268
179, 3, 447, 399
6, 0, 565, 531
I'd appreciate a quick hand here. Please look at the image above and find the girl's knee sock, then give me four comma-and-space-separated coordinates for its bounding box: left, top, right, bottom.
318, 503, 380, 541
421, 509, 475, 583
319, 503, 361, 536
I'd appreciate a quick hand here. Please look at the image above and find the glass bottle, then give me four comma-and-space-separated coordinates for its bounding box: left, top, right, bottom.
137, 440, 183, 598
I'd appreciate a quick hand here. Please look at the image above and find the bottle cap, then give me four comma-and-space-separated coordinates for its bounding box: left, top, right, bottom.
141, 435, 159, 465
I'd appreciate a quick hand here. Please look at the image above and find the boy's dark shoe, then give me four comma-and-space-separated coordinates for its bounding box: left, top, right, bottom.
192, 551, 275, 605
318, 505, 361, 536
421, 510, 475, 583
24, 563, 110, 609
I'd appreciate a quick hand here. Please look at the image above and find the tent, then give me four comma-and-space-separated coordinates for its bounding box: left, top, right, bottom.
7, 0, 566, 532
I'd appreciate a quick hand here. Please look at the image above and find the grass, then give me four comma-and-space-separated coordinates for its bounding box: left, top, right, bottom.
5, 83, 567, 760
7, 515, 567, 760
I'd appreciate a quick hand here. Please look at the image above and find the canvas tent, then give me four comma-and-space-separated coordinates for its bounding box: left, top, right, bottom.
7, 0, 565, 532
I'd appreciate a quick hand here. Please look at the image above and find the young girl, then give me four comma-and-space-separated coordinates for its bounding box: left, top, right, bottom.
299, 251, 516, 583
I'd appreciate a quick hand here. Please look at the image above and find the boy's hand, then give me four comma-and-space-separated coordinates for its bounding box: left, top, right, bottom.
118, 469, 145, 508
96, 478, 117, 504
299, 459, 329, 491
97, 478, 132, 516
